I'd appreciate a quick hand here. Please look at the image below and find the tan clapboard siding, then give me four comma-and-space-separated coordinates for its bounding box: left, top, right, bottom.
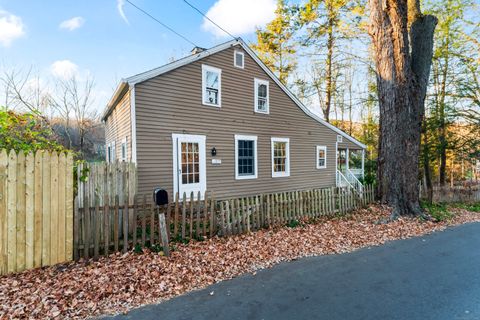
105, 89, 132, 161
0, 150, 74, 275
134, 45, 359, 199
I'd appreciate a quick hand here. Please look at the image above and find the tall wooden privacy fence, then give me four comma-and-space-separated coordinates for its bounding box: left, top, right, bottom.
74, 185, 375, 260
0, 150, 74, 275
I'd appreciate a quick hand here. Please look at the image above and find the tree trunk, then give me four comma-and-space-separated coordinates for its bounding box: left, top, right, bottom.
422, 120, 433, 203
323, 3, 334, 123
369, 0, 437, 217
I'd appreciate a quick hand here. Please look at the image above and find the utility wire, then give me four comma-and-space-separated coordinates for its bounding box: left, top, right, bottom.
125, 0, 199, 47
182, 0, 237, 41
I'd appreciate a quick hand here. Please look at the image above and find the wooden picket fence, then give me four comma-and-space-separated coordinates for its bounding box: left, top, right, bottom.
420, 183, 480, 203
77, 161, 137, 208
0, 150, 74, 275
74, 185, 375, 260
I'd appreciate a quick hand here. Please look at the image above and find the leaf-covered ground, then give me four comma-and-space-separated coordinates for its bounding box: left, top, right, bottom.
1, 205, 479, 319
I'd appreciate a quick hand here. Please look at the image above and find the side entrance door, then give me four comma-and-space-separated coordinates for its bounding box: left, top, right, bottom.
172, 134, 206, 200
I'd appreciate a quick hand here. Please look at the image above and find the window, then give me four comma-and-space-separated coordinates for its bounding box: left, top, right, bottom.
234, 50, 244, 68
316, 146, 327, 169
202, 65, 221, 107
271, 137, 290, 177
107, 141, 116, 163
107, 144, 112, 163
235, 135, 258, 180
121, 137, 128, 162
254, 79, 269, 113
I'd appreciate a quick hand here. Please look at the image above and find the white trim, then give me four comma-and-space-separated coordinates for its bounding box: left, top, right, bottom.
105, 38, 365, 149
254, 78, 269, 114
106, 143, 112, 163
271, 137, 290, 178
172, 134, 207, 200
111, 141, 116, 162
234, 50, 244, 69
234, 134, 258, 180
121, 137, 128, 162
316, 146, 327, 169
130, 86, 137, 163
201, 64, 222, 108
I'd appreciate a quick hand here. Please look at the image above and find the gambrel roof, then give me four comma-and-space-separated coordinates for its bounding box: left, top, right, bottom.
103, 38, 366, 149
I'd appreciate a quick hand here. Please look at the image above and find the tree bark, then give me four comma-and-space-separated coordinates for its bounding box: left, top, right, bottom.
369, 0, 437, 217
323, 3, 335, 123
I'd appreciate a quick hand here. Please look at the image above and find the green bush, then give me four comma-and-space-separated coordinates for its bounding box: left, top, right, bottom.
0, 108, 68, 153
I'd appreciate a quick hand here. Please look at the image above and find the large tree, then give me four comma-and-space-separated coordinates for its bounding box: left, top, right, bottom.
251, 0, 297, 85
368, 0, 437, 217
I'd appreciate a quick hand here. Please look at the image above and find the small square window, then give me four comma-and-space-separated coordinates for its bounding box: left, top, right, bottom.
234, 50, 244, 68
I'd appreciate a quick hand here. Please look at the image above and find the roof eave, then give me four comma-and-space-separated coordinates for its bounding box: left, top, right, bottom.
101, 81, 129, 122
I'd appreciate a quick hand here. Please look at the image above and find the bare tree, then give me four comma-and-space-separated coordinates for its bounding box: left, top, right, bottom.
0, 66, 51, 114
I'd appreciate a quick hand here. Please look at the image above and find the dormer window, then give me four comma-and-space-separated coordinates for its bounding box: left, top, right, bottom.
234, 50, 244, 68
254, 78, 269, 114
202, 65, 221, 107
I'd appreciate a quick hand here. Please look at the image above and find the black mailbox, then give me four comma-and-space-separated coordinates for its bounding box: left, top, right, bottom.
153, 188, 169, 206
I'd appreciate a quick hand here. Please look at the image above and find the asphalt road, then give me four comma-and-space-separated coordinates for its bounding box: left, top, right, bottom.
108, 222, 480, 320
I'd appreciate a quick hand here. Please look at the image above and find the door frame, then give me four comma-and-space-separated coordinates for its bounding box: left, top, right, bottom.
172, 133, 207, 200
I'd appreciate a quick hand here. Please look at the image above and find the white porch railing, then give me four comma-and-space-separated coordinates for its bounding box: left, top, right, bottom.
337, 170, 353, 188
345, 169, 364, 194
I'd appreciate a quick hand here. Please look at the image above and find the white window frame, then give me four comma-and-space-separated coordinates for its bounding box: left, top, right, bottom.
234, 134, 258, 180
254, 78, 269, 114
271, 137, 290, 178
202, 64, 222, 107
316, 146, 327, 169
234, 50, 244, 69
107, 143, 112, 163
111, 141, 116, 162
121, 137, 128, 162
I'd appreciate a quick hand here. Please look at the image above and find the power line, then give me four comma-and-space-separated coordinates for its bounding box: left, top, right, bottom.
125, 0, 199, 47
182, 0, 237, 41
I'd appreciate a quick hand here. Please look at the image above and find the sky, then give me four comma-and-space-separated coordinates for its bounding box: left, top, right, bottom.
0, 0, 277, 113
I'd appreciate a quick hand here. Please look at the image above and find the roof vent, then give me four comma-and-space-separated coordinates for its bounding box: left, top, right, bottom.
191, 46, 206, 55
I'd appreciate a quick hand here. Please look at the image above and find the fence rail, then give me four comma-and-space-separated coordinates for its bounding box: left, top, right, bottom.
0, 150, 74, 275
74, 185, 375, 260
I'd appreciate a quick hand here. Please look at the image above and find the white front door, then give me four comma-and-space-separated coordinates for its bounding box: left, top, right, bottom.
172, 134, 206, 200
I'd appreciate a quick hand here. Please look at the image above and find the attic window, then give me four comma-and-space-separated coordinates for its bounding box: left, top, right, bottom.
254, 78, 269, 114
202, 64, 221, 107
234, 50, 244, 68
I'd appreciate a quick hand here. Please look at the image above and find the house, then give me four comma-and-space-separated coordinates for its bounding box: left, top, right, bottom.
102, 38, 366, 200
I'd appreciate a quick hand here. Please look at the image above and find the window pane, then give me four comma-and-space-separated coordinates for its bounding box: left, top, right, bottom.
273, 141, 287, 173
237, 139, 255, 176
235, 53, 243, 67
258, 84, 267, 97
206, 71, 218, 89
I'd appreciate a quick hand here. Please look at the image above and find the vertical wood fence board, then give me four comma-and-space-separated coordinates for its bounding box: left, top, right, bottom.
0, 150, 7, 274
25, 153, 34, 269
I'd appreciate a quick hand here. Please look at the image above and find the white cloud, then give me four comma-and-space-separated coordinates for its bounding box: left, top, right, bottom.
117, 0, 129, 24
59, 16, 85, 31
202, 0, 276, 37
0, 10, 25, 47
50, 60, 79, 80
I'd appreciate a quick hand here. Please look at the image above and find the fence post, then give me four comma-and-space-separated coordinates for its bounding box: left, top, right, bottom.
158, 212, 170, 256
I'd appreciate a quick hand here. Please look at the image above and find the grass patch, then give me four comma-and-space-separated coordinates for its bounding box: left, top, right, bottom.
421, 201, 454, 221
450, 202, 480, 212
